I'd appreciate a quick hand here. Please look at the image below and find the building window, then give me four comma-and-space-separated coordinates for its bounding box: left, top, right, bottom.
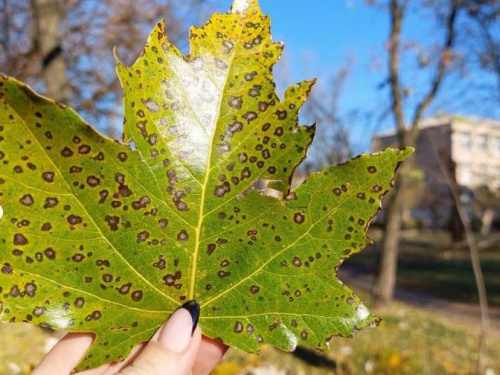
476, 164, 488, 186
459, 132, 472, 151
493, 136, 500, 156
458, 164, 472, 186
476, 134, 488, 153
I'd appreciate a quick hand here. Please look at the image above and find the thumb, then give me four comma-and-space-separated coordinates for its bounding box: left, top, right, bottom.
119, 301, 201, 375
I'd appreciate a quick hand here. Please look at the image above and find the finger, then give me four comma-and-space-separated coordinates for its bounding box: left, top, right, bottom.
192, 336, 229, 375
118, 307, 201, 375
101, 342, 146, 375
32, 332, 97, 375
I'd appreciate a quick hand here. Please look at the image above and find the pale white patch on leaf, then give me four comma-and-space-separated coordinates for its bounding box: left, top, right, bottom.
231, 0, 251, 13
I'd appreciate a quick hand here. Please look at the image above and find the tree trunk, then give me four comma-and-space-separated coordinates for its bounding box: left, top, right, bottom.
450, 204, 465, 244
32, 0, 70, 102
372, 179, 403, 308
372, 0, 458, 309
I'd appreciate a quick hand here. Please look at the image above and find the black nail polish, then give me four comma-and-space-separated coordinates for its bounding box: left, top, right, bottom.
182, 300, 200, 335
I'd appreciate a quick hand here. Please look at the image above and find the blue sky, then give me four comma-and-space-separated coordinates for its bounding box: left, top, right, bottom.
202, 0, 500, 153
262, 1, 388, 106
204, 0, 391, 152
213, 1, 389, 104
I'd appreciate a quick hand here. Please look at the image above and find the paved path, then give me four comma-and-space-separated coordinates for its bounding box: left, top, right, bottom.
338, 266, 500, 338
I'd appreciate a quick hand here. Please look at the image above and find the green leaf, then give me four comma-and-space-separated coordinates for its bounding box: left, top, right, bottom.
0, 0, 413, 370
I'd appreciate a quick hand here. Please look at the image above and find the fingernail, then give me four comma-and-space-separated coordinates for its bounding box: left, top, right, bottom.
182, 300, 200, 335
158, 301, 199, 353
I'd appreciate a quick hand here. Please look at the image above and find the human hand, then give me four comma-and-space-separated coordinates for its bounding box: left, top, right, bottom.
32, 301, 227, 375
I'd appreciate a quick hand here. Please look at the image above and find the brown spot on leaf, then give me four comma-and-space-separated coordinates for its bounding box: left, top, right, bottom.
98, 190, 109, 204
234, 321, 243, 333
42, 172, 55, 183
20, 194, 34, 206
131, 290, 143, 302
118, 152, 128, 162
293, 213, 305, 224
78, 145, 91, 154
145, 98, 160, 112
13, 234, 28, 245
33, 307, 45, 317
137, 231, 150, 243
105, 216, 119, 231
207, 244, 216, 255
25, 283, 36, 297
44, 248, 56, 260
10, 285, 21, 297
72, 253, 85, 262
292, 257, 302, 267
276, 110, 287, 120
61, 147, 74, 157
119, 283, 131, 294
1, 263, 13, 274
243, 111, 257, 122
163, 274, 175, 286
44, 197, 58, 208
214, 182, 230, 197
250, 285, 260, 294
132, 195, 151, 210
228, 96, 243, 109
86, 175, 101, 187
74, 297, 85, 308
67, 215, 83, 225
153, 255, 166, 269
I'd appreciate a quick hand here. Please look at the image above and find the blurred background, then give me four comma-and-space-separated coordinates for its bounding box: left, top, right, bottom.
1, 0, 500, 374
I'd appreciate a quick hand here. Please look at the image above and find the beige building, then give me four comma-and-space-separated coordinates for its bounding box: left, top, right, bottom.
373, 116, 500, 227
373, 116, 500, 189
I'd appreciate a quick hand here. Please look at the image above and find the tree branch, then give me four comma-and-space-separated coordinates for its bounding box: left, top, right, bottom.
431, 146, 490, 375
409, 0, 459, 142
478, 18, 500, 102
389, 0, 407, 145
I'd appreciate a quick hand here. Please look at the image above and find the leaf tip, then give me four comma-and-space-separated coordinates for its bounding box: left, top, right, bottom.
113, 46, 123, 66
397, 146, 415, 160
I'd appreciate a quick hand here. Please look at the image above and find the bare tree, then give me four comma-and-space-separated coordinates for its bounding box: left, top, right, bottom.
32, 0, 70, 102
0, 0, 208, 135
463, 0, 500, 103
431, 146, 490, 375
301, 64, 352, 172
372, 0, 460, 308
